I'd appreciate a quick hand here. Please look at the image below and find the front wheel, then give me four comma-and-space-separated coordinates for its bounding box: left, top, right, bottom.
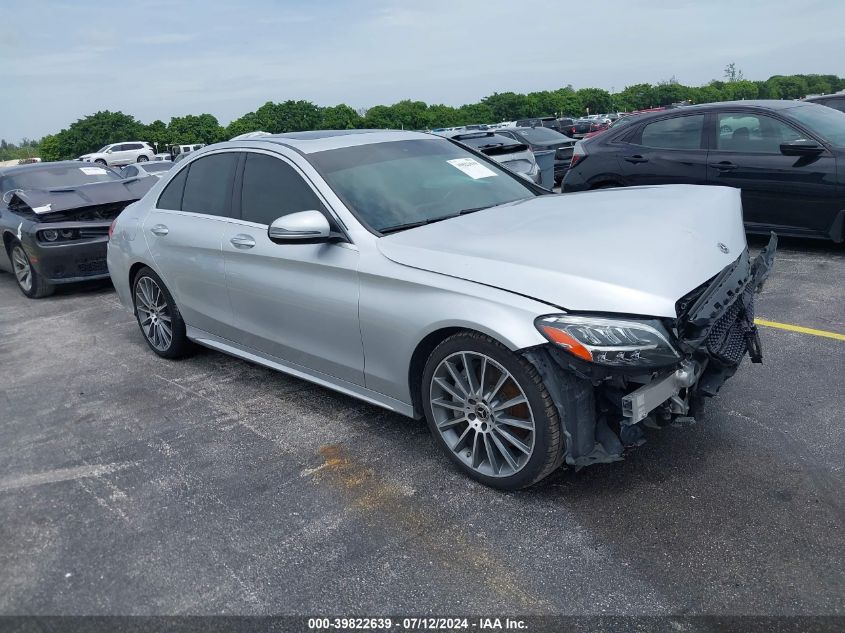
132, 266, 192, 358
8, 240, 54, 298
137, 155, 149, 162
94, 159, 107, 166
422, 332, 563, 489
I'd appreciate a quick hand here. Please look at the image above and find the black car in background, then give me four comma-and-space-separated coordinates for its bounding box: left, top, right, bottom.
563, 100, 845, 242
0, 162, 156, 297
515, 116, 574, 136
804, 92, 845, 114
495, 126, 577, 185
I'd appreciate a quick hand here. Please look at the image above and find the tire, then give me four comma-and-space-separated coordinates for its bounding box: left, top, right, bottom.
94, 159, 107, 166
7, 240, 54, 298
137, 155, 149, 163
132, 266, 192, 358
421, 331, 563, 490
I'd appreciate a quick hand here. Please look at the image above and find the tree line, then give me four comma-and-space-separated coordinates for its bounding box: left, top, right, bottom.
8, 70, 841, 162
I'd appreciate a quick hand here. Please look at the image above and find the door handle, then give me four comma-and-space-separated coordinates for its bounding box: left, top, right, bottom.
230, 234, 256, 249
150, 224, 169, 236
623, 154, 649, 164
710, 161, 738, 171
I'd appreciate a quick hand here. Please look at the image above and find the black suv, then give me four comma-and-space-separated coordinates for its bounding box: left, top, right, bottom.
563, 100, 845, 242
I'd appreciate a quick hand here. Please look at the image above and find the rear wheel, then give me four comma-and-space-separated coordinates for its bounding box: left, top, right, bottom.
132, 266, 191, 358
8, 240, 54, 298
422, 332, 563, 489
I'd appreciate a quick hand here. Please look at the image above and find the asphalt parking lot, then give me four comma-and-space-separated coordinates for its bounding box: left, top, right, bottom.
0, 236, 843, 621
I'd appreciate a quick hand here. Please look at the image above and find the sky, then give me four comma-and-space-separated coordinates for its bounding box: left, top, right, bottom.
1, 0, 843, 141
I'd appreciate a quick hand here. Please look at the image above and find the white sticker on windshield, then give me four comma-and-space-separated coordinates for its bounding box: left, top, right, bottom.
80, 167, 107, 175
447, 158, 497, 179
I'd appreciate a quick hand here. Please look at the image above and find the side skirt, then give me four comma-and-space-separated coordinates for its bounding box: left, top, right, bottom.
185, 326, 415, 418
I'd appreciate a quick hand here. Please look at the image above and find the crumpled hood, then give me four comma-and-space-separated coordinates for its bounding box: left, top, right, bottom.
8, 177, 156, 215
377, 185, 747, 318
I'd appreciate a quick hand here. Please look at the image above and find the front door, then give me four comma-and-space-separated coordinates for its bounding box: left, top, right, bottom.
706, 110, 840, 236
221, 151, 364, 386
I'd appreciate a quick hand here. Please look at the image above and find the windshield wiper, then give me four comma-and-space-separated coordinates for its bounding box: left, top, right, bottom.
379, 206, 490, 235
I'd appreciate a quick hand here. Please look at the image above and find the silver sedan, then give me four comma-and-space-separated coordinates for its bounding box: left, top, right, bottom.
107, 130, 776, 489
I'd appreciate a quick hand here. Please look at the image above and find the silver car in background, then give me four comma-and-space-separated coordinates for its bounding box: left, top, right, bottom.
437, 130, 542, 184
107, 130, 776, 489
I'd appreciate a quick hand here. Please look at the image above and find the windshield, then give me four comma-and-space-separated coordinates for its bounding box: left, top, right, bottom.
96, 145, 111, 153
511, 127, 568, 144
786, 103, 845, 146
1, 164, 122, 194
308, 138, 536, 233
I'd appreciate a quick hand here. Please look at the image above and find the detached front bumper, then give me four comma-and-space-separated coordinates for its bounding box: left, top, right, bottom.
524, 233, 778, 469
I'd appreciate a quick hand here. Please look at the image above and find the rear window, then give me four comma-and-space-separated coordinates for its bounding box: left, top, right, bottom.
140, 162, 172, 173
512, 127, 568, 144
180, 153, 238, 217
639, 114, 705, 150
1, 164, 122, 195
157, 167, 188, 209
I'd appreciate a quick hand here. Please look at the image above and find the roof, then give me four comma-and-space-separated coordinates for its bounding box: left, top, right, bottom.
227, 129, 434, 154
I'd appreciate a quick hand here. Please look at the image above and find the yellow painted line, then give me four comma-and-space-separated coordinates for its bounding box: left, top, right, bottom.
755, 318, 845, 341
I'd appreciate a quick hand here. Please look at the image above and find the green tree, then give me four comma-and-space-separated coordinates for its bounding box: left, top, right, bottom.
225, 112, 264, 139
167, 114, 224, 144
723, 80, 759, 101
481, 92, 532, 121
767, 75, 809, 99
319, 104, 362, 129
426, 104, 460, 128
654, 80, 690, 106
614, 84, 655, 111
575, 88, 612, 115
142, 120, 169, 152
455, 103, 495, 126
38, 135, 62, 162
49, 111, 145, 159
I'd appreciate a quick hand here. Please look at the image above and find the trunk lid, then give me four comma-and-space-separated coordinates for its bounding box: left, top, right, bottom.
377, 185, 747, 318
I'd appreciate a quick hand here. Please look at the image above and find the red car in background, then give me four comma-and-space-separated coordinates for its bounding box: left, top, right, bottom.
582, 108, 669, 139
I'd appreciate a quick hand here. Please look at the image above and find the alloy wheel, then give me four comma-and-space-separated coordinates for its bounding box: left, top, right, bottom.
11, 246, 33, 292
429, 351, 535, 477
135, 276, 173, 351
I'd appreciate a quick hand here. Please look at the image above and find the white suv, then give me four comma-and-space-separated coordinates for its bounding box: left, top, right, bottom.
78, 142, 155, 166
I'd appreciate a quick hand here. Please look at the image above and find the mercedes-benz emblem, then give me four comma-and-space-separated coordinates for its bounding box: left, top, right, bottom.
717, 242, 730, 254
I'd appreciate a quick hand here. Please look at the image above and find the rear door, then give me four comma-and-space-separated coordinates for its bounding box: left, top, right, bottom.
616, 113, 709, 186
706, 110, 839, 235
143, 151, 241, 339
221, 150, 364, 385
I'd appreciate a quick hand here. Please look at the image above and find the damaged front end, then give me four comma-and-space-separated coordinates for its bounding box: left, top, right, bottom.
6, 178, 155, 283
524, 233, 778, 469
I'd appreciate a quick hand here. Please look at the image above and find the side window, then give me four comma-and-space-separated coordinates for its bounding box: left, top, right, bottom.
126, 143, 142, 151
157, 166, 189, 209
109, 144, 123, 152
639, 115, 704, 150
240, 153, 326, 226
123, 166, 137, 177
181, 153, 239, 217
717, 112, 803, 153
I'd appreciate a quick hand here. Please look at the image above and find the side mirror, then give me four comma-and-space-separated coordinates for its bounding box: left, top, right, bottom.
268, 210, 331, 243
780, 139, 824, 157
106, 149, 114, 154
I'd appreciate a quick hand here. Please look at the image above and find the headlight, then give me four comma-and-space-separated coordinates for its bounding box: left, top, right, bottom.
41, 229, 59, 242
536, 314, 680, 367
